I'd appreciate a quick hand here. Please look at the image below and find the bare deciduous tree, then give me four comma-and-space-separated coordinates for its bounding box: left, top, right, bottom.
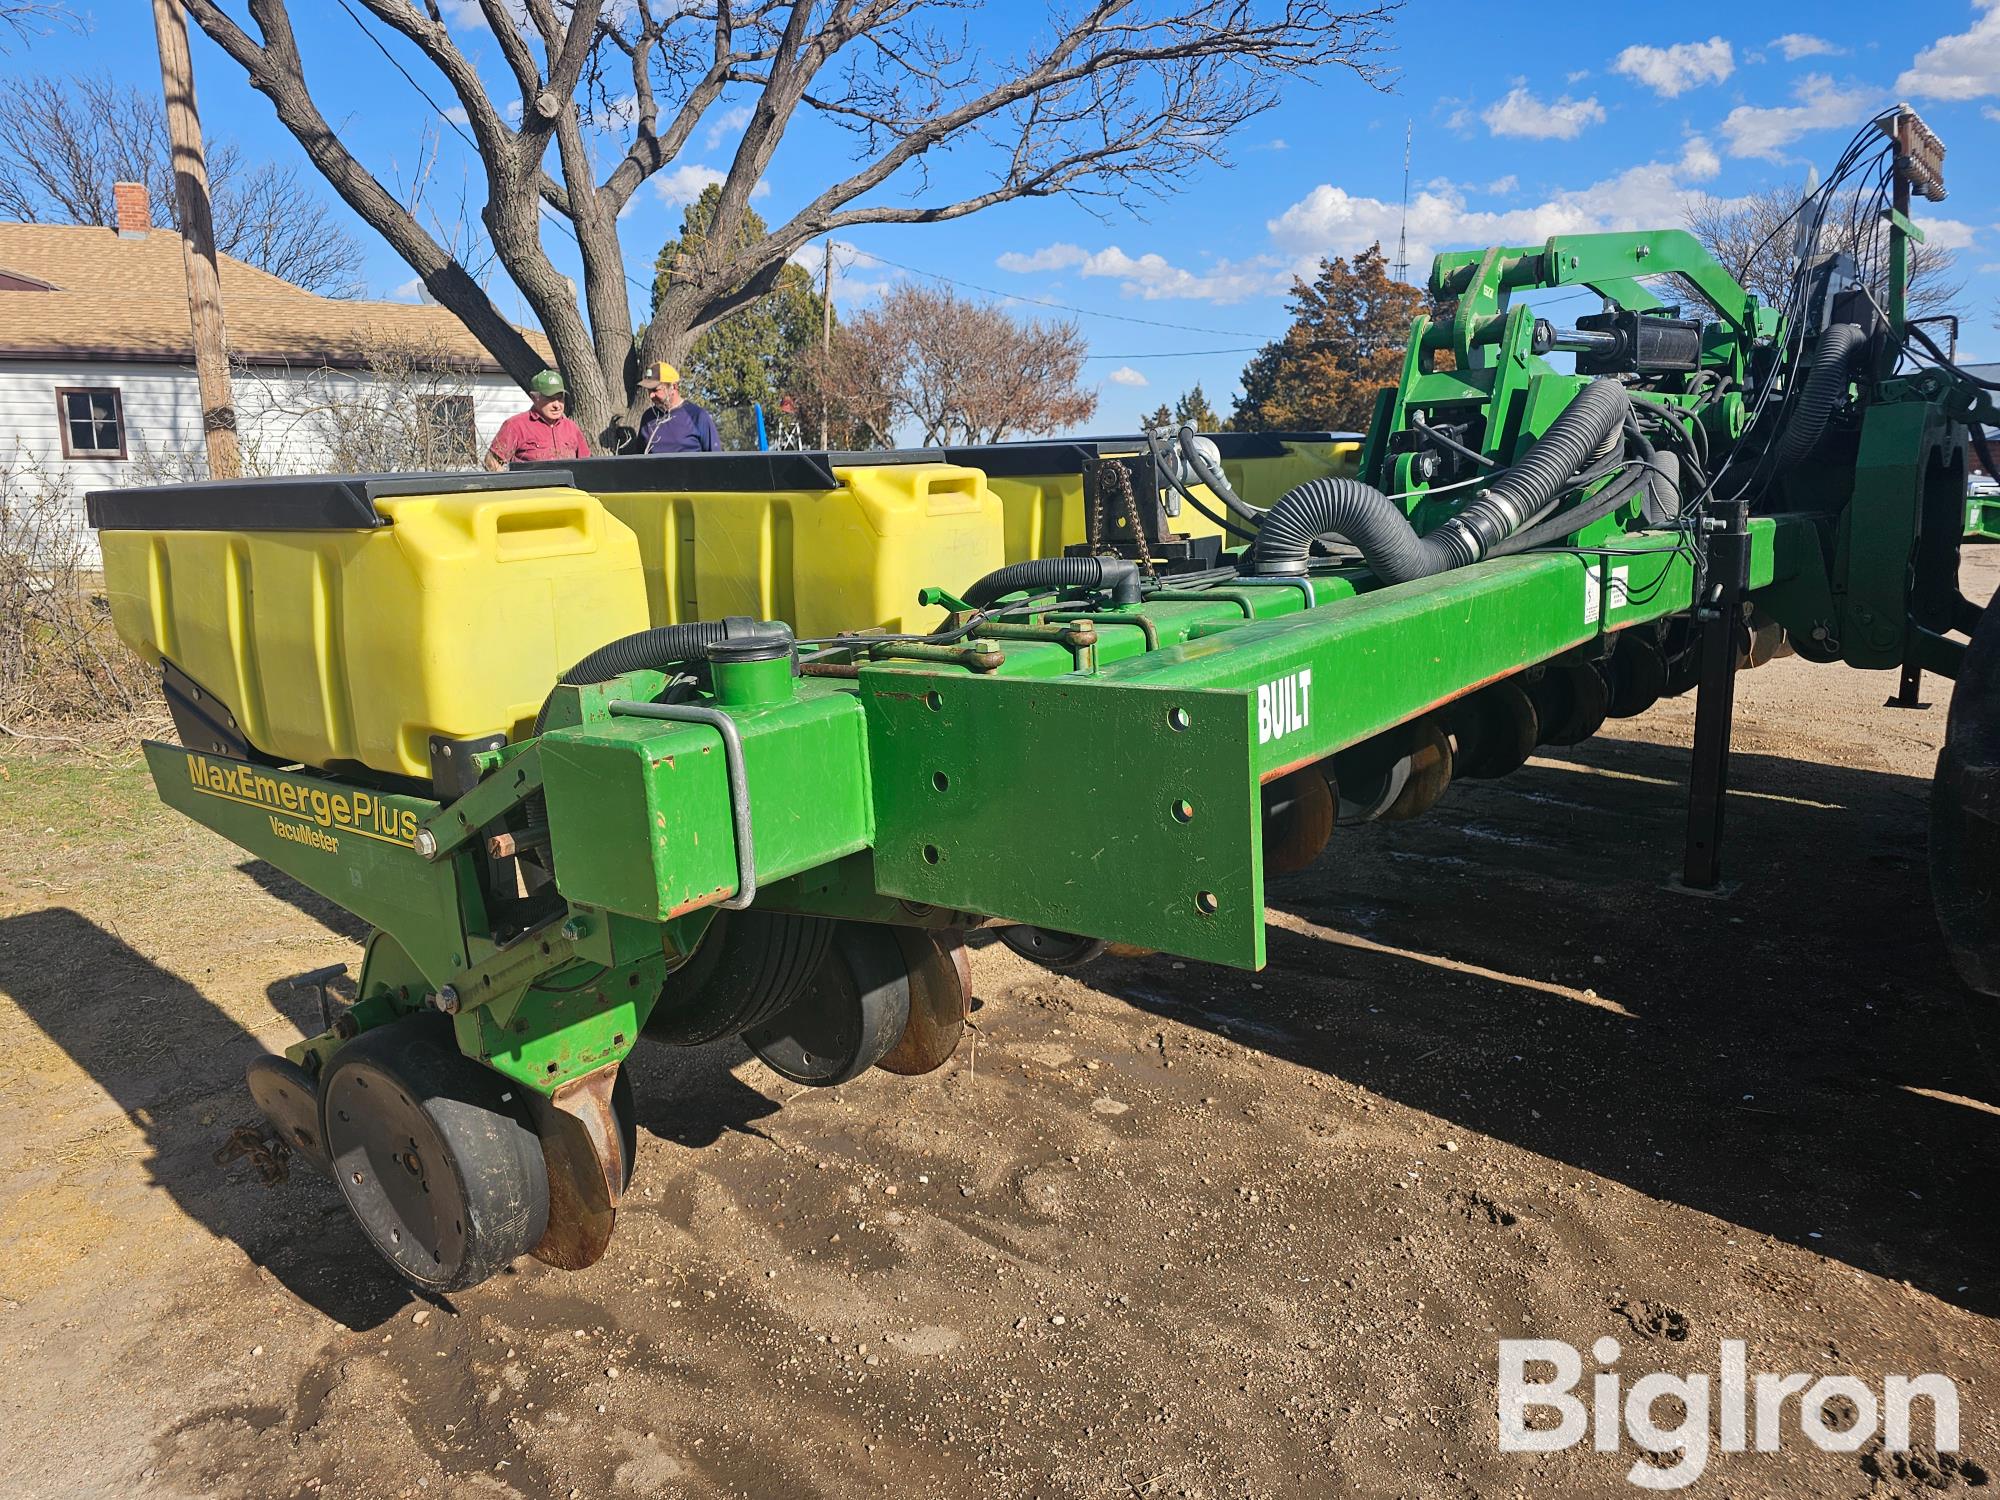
0, 1, 75, 53
1686, 184, 1962, 322
179, 0, 1398, 441
800, 283, 1096, 446
0, 70, 369, 296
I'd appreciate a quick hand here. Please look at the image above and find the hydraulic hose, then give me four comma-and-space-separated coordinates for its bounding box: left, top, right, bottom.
1251, 377, 1631, 583
1176, 425, 1265, 523
1144, 429, 1258, 542
961, 555, 1141, 607
1771, 322, 1866, 467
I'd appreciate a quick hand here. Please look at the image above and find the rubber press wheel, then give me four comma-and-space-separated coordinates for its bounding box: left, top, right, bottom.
320, 1016, 550, 1293
744, 923, 912, 1087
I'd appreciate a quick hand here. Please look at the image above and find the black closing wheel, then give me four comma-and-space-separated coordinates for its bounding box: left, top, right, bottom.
743, 922, 911, 1086
645, 908, 835, 1045
998, 924, 1111, 970
320, 1016, 550, 1293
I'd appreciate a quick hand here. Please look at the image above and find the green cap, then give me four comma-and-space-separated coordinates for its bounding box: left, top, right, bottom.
529, 369, 567, 398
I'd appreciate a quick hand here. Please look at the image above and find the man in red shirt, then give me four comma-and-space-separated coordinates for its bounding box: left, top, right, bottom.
484, 369, 592, 470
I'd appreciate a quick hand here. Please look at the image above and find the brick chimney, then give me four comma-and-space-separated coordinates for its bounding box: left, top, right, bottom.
113, 182, 151, 238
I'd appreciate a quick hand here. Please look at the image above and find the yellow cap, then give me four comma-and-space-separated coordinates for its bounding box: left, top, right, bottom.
648, 362, 680, 388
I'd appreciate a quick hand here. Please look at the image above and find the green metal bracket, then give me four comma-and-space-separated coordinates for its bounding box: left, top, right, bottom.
861, 669, 1266, 968
419, 745, 543, 858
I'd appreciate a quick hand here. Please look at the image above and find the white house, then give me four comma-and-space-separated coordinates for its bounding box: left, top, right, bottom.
0, 184, 542, 548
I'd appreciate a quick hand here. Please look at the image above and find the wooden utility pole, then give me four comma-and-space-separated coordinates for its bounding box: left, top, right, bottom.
819, 238, 833, 450
152, 0, 239, 479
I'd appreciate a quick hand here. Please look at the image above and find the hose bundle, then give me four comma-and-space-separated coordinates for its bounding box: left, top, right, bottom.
1251, 378, 1632, 583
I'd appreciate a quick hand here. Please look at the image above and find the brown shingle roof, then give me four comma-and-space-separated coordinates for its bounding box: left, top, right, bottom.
0, 222, 550, 372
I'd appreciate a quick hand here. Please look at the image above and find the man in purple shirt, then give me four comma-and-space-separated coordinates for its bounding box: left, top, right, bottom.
639, 362, 721, 453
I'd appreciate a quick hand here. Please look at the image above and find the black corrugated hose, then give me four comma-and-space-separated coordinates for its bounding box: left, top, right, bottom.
533, 616, 792, 734
1250, 378, 1632, 584
961, 555, 1142, 607
557, 617, 791, 686
1770, 323, 1866, 467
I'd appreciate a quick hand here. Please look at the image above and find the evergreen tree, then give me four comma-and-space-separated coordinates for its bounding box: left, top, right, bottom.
1172, 382, 1221, 431
653, 187, 827, 444
1230, 244, 1420, 432
1141, 401, 1173, 432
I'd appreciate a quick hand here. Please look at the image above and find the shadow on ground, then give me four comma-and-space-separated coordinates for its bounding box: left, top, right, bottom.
0, 904, 785, 1329
1098, 734, 2000, 1316
0, 905, 411, 1329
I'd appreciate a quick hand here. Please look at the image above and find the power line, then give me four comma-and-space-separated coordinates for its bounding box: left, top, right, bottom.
331, 0, 655, 300
336, 0, 1287, 350
1084, 347, 1261, 359
856, 250, 1279, 340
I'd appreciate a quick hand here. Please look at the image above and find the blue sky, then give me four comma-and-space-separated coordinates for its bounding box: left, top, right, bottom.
15, 3, 2000, 430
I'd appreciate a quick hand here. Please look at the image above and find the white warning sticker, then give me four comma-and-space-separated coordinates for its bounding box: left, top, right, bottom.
1584, 564, 1633, 626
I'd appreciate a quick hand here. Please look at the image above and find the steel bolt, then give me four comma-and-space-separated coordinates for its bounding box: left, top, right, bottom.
431, 985, 461, 1015
413, 827, 440, 860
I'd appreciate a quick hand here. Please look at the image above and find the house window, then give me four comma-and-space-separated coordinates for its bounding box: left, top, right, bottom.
416, 393, 476, 464
56, 387, 127, 459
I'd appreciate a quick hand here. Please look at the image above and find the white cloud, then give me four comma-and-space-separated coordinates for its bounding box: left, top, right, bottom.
1612, 37, 1734, 97
652, 164, 769, 207
1986, 105, 2000, 122
1771, 33, 1841, 61
1565, 69, 1591, 84
1107, 366, 1149, 388
996, 240, 1295, 304
787, 240, 896, 303
504, 99, 524, 125
1922, 216, 1978, 251
1076, 246, 1296, 304
995, 243, 1089, 273
1720, 74, 1878, 159
1678, 135, 1722, 181
388, 277, 426, 303
1481, 85, 1605, 140
704, 104, 753, 151
1486, 174, 1518, 195
1897, 3, 2000, 99
441, 105, 470, 126
1269, 145, 1732, 269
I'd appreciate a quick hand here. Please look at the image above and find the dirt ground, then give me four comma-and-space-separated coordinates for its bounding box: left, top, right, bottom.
3, 558, 1999, 1500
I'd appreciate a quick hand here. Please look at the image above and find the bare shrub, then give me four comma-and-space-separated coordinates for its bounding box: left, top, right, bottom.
124, 332, 486, 483
250, 333, 487, 475
0, 447, 156, 739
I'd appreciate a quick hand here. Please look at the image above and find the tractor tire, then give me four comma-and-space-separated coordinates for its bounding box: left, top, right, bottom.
1932, 584, 2000, 997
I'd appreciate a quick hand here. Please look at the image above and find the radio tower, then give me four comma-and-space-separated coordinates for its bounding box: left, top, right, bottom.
1392, 120, 1412, 283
